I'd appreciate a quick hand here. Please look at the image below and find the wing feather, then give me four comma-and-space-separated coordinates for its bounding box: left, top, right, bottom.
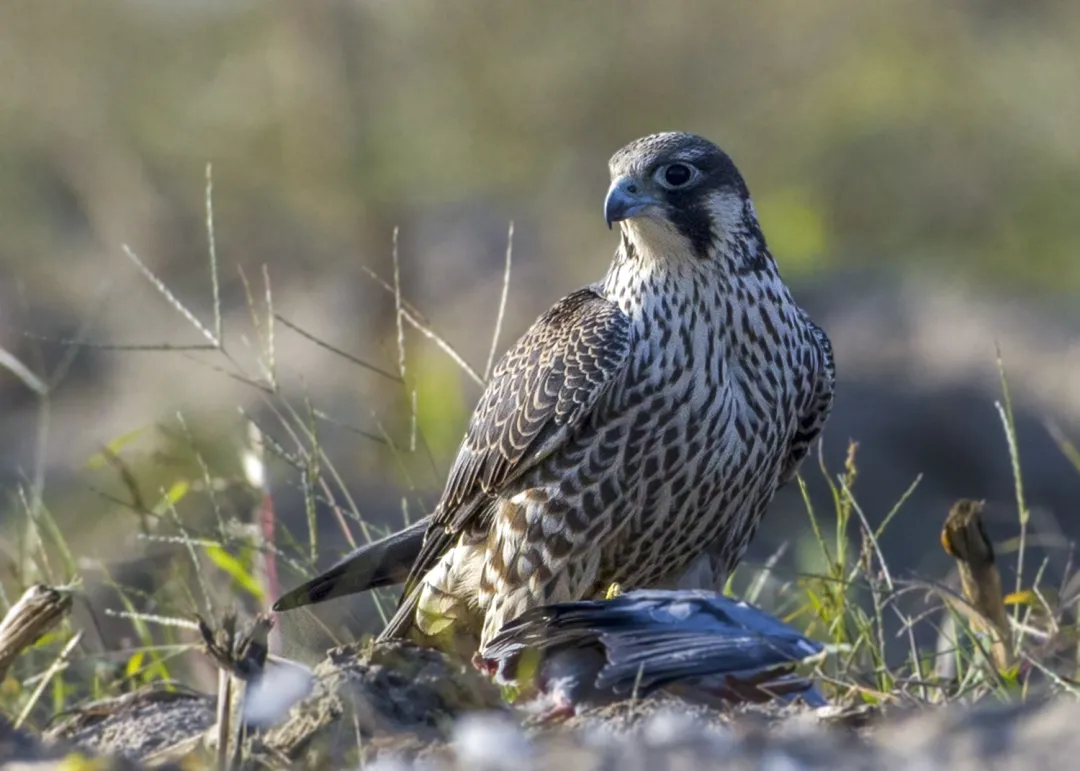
779, 315, 835, 486
595, 630, 819, 693
383, 287, 632, 632
482, 589, 823, 695
442, 290, 631, 512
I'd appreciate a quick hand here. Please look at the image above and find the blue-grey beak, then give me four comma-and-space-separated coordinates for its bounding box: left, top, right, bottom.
604, 178, 659, 229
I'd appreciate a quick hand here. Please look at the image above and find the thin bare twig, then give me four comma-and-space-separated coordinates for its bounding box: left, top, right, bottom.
392, 227, 407, 383
264, 264, 276, 385
360, 265, 484, 385
273, 314, 401, 383
121, 244, 220, 348
102, 610, 201, 630
15, 630, 83, 729
205, 162, 223, 343
18, 335, 218, 351
484, 221, 514, 382
0, 346, 47, 396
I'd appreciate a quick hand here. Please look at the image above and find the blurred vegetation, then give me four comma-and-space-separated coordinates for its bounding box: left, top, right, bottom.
2, 2, 1080, 741
3, 1, 1080, 298
4, 363, 1080, 746
2, 0, 1078, 494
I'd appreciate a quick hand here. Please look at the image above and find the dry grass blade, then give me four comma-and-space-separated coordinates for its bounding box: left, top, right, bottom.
121, 244, 220, 348
1046, 420, 1080, 474
392, 226, 407, 385
103, 610, 201, 630
994, 346, 1029, 631
484, 221, 514, 382
399, 310, 484, 386
0, 345, 47, 396
205, 162, 223, 343
0, 583, 74, 680
15, 630, 84, 729
940, 498, 1014, 672
360, 264, 484, 385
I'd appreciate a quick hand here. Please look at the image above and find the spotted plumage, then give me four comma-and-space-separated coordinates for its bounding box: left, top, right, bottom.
273, 132, 835, 656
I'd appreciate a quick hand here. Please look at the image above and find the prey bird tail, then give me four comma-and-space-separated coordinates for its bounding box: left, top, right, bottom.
272, 517, 429, 611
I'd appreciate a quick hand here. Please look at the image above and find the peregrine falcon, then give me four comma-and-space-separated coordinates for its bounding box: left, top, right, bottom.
274, 132, 835, 656
478, 588, 826, 718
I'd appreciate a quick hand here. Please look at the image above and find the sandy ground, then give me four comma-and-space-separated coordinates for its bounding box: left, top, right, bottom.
2, 641, 1077, 770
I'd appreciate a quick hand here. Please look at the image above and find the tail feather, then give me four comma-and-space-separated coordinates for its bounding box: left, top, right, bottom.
376, 588, 423, 642
272, 517, 429, 611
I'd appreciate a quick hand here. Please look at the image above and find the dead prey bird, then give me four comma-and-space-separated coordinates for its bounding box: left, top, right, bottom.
478, 588, 826, 718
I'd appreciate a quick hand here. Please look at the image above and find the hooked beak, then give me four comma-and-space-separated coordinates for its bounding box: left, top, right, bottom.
604, 178, 661, 229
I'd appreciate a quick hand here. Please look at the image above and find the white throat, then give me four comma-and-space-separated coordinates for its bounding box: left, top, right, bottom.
620, 218, 697, 265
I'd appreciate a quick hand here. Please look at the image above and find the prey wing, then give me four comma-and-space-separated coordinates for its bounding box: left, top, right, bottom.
484, 589, 822, 695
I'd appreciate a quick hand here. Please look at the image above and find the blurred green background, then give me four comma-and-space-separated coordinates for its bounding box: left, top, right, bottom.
2, 1, 1080, 661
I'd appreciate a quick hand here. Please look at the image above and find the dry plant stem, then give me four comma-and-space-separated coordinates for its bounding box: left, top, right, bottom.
200, 613, 273, 770
229, 678, 248, 770
213, 672, 248, 771
216, 668, 232, 771
940, 499, 1015, 672
0, 583, 73, 680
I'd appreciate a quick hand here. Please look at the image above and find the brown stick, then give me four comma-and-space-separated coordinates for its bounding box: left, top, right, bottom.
0, 584, 74, 681
940, 499, 1014, 671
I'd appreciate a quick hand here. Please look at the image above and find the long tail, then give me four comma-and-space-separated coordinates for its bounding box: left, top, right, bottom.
272, 517, 429, 611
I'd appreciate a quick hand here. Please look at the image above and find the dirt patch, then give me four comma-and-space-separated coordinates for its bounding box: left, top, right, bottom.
46, 687, 215, 762
8, 642, 1080, 770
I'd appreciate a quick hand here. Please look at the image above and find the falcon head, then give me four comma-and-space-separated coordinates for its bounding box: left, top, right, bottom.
604, 132, 761, 264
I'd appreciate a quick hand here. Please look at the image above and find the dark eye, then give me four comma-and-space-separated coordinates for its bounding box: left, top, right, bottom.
659, 163, 695, 189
